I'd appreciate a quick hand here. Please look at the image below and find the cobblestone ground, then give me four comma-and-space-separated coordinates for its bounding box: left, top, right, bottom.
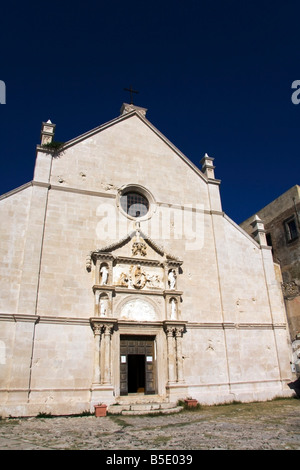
0, 398, 299, 450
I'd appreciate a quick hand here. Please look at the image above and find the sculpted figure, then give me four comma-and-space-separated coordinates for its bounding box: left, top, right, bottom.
99, 296, 108, 316
100, 265, 108, 285
171, 298, 177, 320
119, 272, 129, 287
168, 269, 177, 290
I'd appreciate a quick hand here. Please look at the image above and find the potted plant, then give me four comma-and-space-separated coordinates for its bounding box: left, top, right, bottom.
184, 397, 198, 407
94, 403, 107, 417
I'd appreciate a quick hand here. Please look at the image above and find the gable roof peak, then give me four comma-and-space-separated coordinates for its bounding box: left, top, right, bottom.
120, 102, 147, 117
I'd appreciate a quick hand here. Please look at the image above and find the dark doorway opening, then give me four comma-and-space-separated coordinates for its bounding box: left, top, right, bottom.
120, 335, 156, 396
128, 354, 145, 393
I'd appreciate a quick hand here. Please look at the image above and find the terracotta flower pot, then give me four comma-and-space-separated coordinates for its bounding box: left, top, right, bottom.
94, 404, 107, 417
184, 399, 198, 407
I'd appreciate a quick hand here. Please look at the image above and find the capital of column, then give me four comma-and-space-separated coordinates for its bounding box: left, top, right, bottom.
165, 326, 175, 337
103, 323, 115, 336
90, 318, 118, 336
93, 324, 102, 335
163, 321, 187, 335
175, 327, 185, 337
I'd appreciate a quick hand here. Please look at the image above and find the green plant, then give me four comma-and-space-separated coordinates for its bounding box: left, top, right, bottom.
42, 141, 64, 150
36, 412, 53, 418
42, 141, 65, 158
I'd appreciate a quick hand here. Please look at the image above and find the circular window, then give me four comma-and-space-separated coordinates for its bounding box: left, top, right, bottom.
120, 191, 149, 218
117, 185, 156, 221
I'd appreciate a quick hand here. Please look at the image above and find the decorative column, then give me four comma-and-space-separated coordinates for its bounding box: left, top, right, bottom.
89, 318, 117, 410
92, 323, 102, 384
166, 326, 176, 383
164, 321, 187, 401
103, 324, 114, 385
175, 327, 184, 383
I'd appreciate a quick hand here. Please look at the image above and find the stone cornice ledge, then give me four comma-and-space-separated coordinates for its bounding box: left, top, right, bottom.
0, 313, 39, 323
0, 315, 287, 330
187, 322, 287, 330
0, 313, 90, 325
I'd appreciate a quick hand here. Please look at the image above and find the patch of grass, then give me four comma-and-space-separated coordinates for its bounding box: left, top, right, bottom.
109, 416, 133, 427
36, 412, 54, 419
69, 410, 93, 417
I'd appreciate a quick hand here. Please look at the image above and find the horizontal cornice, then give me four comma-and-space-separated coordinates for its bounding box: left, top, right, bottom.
0, 313, 287, 330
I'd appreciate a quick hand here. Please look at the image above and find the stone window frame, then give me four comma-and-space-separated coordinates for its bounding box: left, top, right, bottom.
284, 215, 299, 243
116, 184, 156, 221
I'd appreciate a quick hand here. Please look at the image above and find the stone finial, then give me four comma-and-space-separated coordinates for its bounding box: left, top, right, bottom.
200, 153, 215, 179
250, 215, 267, 246
40, 119, 56, 145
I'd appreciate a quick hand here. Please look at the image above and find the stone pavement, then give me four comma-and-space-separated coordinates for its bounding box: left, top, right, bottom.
0, 398, 299, 450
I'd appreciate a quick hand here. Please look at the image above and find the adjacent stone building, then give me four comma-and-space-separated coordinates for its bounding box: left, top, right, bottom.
240, 185, 300, 375
0, 103, 295, 417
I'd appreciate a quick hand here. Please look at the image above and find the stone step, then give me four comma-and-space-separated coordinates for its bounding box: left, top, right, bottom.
108, 402, 183, 416
122, 406, 183, 416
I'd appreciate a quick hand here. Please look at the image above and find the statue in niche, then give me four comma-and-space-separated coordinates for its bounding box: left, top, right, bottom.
170, 298, 177, 320
99, 295, 108, 316
100, 265, 109, 285
168, 269, 177, 290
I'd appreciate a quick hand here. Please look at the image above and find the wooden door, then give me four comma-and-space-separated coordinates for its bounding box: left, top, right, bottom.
120, 336, 156, 395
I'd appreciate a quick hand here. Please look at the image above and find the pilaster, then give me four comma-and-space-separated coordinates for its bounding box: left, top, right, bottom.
17, 183, 50, 315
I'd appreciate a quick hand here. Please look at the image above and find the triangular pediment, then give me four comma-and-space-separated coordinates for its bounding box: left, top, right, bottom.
86, 227, 183, 293
90, 228, 182, 265
53, 104, 207, 183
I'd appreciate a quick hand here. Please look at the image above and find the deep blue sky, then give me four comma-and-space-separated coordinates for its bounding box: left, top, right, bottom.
1, 0, 299, 224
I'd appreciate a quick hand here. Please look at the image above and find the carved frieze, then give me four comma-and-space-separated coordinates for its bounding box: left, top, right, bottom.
115, 264, 163, 290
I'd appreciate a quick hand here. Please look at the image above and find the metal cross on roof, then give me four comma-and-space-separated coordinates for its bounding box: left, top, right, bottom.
124, 85, 139, 104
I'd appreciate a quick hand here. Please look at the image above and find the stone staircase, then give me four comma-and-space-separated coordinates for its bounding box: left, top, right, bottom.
108, 400, 183, 416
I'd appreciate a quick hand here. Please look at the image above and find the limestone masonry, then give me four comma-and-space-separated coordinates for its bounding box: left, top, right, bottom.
0, 103, 296, 417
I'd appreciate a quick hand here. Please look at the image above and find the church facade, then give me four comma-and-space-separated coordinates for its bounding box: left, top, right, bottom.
0, 103, 295, 417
